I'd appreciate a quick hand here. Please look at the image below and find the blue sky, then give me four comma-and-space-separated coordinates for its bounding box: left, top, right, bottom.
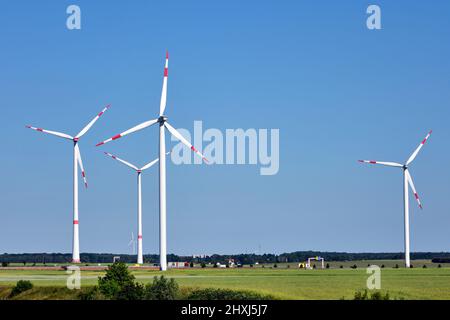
1, 1, 449, 255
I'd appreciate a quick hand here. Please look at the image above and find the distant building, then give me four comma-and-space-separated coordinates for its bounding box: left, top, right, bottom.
168, 261, 189, 268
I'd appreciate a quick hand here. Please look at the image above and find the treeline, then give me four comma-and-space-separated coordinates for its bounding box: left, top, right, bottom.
1, 251, 450, 265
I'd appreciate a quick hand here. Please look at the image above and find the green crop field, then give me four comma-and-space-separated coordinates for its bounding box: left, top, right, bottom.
1, 260, 450, 300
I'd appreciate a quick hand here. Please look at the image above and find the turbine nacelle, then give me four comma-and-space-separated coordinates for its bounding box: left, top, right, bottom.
158, 115, 168, 124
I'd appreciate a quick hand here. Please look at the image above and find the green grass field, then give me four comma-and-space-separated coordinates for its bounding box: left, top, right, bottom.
1, 260, 450, 299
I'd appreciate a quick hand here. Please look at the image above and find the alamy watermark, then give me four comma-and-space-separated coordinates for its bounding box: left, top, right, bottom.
66, 265, 81, 290
66, 5, 81, 30
366, 5, 381, 30
366, 265, 381, 290
170, 121, 279, 176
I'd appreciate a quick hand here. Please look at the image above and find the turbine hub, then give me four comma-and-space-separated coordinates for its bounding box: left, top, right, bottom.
403, 165, 408, 170
158, 115, 168, 123
73, 138, 79, 142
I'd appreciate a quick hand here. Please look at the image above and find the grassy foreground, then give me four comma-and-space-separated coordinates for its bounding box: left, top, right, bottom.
1, 264, 450, 299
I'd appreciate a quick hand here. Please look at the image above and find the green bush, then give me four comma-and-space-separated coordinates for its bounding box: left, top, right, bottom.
10, 280, 33, 297
186, 288, 274, 300
98, 262, 136, 299
144, 276, 179, 300
116, 283, 144, 300
354, 289, 390, 300
1, 262, 8, 267
78, 286, 104, 300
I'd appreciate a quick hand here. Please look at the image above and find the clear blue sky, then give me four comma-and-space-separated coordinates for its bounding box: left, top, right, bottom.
1, 1, 449, 255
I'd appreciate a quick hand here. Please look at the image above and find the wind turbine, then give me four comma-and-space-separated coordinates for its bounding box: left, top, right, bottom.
26, 104, 110, 263
358, 130, 432, 267
128, 232, 137, 255
96, 52, 208, 271
103, 151, 170, 265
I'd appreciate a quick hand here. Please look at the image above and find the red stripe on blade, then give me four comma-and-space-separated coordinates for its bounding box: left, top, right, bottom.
96, 142, 104, 147
73, 220, 79, 225
112, 134, 121, 140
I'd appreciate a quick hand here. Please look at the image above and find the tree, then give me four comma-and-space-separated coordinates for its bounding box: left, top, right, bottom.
1, 262, 8, 267
326, 263, 330, 269
98, 262, 136, 299
144, 276, 179, 300
190, 261, 194, 268
201, 262, 206, 268
9, 280, 33, 298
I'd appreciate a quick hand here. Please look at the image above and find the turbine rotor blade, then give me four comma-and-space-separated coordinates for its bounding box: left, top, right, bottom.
164, 122, 208, 163
75, 144, 88, 188
406, 130, 432, 166
140, 151, 170, 171
159, 51, 169, 116
358, 160, 403, 167
405, 169, 423, 209
96, 119, 158, 146
103, 152, 139, 171
25, 126, 73, 140
76, 104, 111, 139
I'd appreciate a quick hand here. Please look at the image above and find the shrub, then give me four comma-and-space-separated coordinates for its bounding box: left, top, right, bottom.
394, 264, 399, 269
381, 265, 385, 268
98, 262, 136, 299
213, 263, 218, 268
78, 286, 104, 300
9, 280, 33, 297
1, 262, 8, 267
186, 288, 274, 300
201, 262, 206, 268
423, 265, 427, 268
438, 264, 442, 268
190, 262, 194, 268
116, 283, 144, 300
354, 289, 390, 300
326, 263, 330, 269
144, 276, 179, 300
340, 265, 343, 269
273, 264, 278, 268
350, 264, 357, 269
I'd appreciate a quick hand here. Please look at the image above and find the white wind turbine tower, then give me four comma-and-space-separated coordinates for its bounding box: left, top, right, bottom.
104, 151, 170, 264
358, 130, 432, 268
96, 52, 208, 271
26, 104, 110, 263
128, 232, 137, 255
